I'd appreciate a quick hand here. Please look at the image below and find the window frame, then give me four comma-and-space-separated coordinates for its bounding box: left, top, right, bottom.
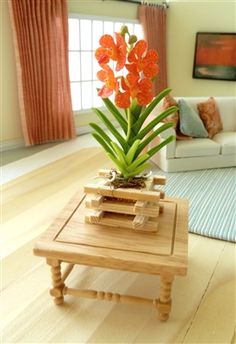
68, 14, 142, 133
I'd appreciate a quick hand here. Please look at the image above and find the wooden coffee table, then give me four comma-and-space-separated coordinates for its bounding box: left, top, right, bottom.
33, 191, 188, 321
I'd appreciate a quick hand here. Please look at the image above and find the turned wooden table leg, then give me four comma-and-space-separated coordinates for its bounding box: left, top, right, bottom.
157, 275, 174, 321
47, 258, 65, 305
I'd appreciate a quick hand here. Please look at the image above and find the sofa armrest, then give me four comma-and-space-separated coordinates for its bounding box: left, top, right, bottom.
155, 122, 176, 139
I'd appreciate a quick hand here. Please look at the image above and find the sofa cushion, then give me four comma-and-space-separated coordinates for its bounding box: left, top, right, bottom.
212, 132, 236, 155
178, 99, 208, 138
175, 138, 220, 158
174, 97, 236, 132
197, 97, 223, 138
162, 95, 192, 140
162, 94, 179, 129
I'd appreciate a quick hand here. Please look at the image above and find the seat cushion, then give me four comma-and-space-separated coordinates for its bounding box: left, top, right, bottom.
212, 132, 236, 155
175, 138, 220, 158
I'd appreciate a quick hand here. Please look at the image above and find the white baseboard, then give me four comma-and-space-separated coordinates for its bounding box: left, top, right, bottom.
76, 125, 92, 135
1, 138, 25, 152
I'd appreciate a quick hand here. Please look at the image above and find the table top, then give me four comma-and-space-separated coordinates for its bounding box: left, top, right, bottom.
34, 191, 188, 276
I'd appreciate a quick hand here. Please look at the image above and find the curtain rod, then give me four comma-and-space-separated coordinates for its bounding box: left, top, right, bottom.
102, 0, 169, 9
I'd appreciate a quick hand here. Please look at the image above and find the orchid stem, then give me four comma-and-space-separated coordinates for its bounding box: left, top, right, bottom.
126, 108, 132, 142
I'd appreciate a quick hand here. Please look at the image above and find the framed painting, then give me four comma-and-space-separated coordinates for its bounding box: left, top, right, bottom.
192, 32, 236, 81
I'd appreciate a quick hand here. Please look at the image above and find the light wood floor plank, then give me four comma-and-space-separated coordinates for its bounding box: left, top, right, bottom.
1, 148, 111, 257
2, 264, 104, 338
2, 148, 109, 220
131, 236, 226, 344
3, 269, 137, 343
182, 242, 235, 344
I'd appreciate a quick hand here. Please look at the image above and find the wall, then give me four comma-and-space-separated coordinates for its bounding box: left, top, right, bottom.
167, 1, 236, 96
1, 0, 235, 146
68, 0, 137, 19
0, 1, 23, 147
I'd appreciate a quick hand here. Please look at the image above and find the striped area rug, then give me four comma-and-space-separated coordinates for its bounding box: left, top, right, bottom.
154, 167, 236, 242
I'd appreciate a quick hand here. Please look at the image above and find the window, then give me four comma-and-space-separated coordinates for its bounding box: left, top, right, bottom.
68, 15, 143, 113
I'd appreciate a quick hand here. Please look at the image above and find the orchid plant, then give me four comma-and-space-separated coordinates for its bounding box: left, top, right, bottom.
90, 26, 177, 179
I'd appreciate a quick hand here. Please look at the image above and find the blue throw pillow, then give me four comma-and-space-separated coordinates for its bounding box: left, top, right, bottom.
178, 99, 208, 138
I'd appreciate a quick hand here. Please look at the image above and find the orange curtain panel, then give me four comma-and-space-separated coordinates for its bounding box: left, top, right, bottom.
138, 5, 168, 95
8, 0, 76, 145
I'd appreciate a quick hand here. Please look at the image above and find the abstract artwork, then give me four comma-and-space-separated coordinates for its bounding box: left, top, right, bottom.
192, 32, 236, 81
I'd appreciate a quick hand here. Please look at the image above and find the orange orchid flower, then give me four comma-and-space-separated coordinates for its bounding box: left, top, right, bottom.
97, 64, 119, 98
115, 74, 153, 108
115, 91, 130, 109
127, 40, 159, 78
95, 35, 159, 108
95, 33, 127, 71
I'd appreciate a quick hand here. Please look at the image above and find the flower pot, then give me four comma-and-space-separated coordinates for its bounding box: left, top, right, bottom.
84, 169, 166, 233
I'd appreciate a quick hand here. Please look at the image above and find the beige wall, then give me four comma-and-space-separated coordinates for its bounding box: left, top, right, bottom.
167, 1, 236, 96
1, 0, 235, 144
68, 0, 137, 19
1, 1, 23, 144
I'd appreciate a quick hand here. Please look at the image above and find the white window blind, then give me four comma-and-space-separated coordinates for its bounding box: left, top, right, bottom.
68, 15, 143, 113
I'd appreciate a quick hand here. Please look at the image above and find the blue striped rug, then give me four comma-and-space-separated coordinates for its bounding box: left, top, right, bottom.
153, 167, 236, 242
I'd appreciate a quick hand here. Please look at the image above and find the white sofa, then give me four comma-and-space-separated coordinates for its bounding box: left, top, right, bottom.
148, 97, 236, 172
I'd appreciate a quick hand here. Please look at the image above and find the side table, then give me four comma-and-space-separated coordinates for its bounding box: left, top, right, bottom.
34, 191, 188, 321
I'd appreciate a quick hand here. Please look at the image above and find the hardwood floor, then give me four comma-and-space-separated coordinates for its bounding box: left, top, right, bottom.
1, 144, 235, 343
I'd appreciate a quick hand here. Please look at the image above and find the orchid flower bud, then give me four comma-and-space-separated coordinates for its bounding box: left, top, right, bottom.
120, 25, 129, 37
128, 35, 137, 45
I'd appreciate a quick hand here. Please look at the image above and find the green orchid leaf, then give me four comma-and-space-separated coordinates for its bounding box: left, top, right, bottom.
101, 98, 128, 134
92, 108, 129, 153
89, 123, 112, 147
126, 163, 150, 178
126, 153, 149, 172
135, 106, 178, 141
110, 141, 127, 166
132, 87, 172, 133
126, 139, 141, 164
106, 152, 127, 176
135, 122, 174, 157
92, 133, 115, 157
130, 99, 143, 120
146, 135, 175, 158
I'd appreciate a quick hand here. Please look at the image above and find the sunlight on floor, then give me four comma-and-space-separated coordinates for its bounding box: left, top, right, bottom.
1, 134, 99, 184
